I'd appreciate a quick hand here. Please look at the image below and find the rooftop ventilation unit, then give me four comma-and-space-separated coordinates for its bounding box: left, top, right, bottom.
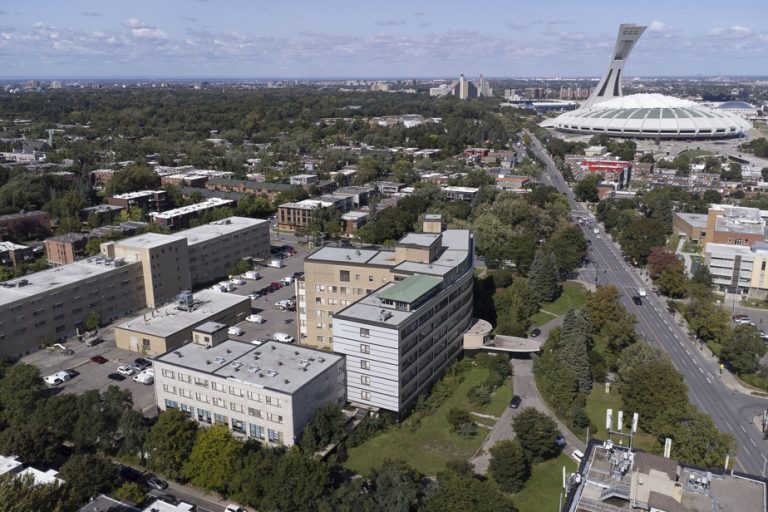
214, 356, 226, 364
318, 357, 325, 363
266, 369, 278, 377
230, 361, 243, 370
173, 351, 183, 357
248, 365, 260, 373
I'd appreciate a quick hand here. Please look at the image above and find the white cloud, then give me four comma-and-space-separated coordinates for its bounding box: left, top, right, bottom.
376, 20, 406, 27
131, 27, 168, 40
648, 20, 668, 33
709, 25, 752, 37
124, 18, 144, 29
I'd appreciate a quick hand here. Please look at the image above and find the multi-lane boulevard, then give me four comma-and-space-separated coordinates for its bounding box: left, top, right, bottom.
528, 132, 768, 475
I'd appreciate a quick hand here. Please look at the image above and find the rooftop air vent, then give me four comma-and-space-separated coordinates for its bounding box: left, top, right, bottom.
283, 379, 290, 384
174, 351, 183, 357
266, 369, 278, 377
248, 365, 260, 373
214, 356, 226, 364
230, 361, 243, 370
277, 361, 283, 366
206, 360, 211, 365
318, 357, 325, 363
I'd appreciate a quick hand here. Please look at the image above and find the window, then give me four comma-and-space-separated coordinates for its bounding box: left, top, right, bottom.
230, 402, 244, 413
361, 375, 371, 385
369, 275, 374, 282
178, 373, 191, 383
361, 390, 370, 400
360, 328, 370, 338
194, 377, 209, 388
340, 287, 347, 294
164, 399, 178, 409
267, 412, 283, 424
340, 270, 350, 282
360, 344, 370, 354
195, 393, 209, 403
232, 419, 246, 434
249, 423, 265, 439
246, 391, 262, 402
355, 274, 360, 281
248, 407, 262, 418
142, 338, 151, 350
161, 369, 175, 379
268, 428, 284, 444
162, 384, 176, 394
361, 360, 370, 370
265, 396, 281, 407
212, 397, 226, 408
197, 408, 212, 424
179, 388, 192, 398
315, 297, 322, 304
213, 413, 228, 425
180, 404, 194, 416
229, 386, 244, 397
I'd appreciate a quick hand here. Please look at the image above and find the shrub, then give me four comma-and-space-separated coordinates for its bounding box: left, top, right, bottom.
467, 385, 492, 406
447, 408, 473, 431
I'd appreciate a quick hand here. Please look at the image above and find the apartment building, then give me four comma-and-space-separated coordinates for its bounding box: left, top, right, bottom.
101, 217, 269, 306
289, 174, 319, 186
341, 211, 369, 236
149, 198, 235, 230
0, 210, 50, 240
153, 334, 345, 446
0, 257, 145, 357
0, 242, 34, 267
705, 204, 767, 247
704, 241, 768, 297
331, 230, 475, 415
204, 178, 294, 201
441, 186, 479, 203
44, 233, 91, 265
106, 190, 167, 213
113, 290, 250, 354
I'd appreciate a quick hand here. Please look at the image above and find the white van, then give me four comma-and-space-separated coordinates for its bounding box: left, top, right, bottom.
571, 449, 584, 464
273, 332, 295, 343
244, 271, 261, 280
268, 259, 285, 269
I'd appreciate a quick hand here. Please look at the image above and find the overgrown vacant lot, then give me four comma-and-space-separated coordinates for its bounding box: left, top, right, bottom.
345, 365, 512, 476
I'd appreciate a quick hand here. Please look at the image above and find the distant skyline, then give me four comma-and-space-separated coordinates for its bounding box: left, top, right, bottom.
1, 0, 766, 79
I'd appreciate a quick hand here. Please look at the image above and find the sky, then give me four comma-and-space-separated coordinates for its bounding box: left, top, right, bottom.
0, 0, 767, 79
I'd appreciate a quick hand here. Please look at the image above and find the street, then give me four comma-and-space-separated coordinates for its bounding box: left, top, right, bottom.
529, 131, 768, 476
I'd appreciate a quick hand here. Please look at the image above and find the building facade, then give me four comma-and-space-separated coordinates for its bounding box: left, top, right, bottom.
704, 241, 768, 297
152, 337, 345, 446
0, 257, 145, 357
150, 198, 235, 230
0, 210, 51, 240
45, 233, 91, 266
0, 242, 34, 267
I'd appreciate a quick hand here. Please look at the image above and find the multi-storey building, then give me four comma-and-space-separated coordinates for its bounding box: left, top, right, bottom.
705, 204, 767, 247
149, 198, 235, 230
152, 331, 345, 447
0, 210, 51, 240
204, 178, 294, 202
0, 257, 145, 357
106, 190, 168, 214
704, 241, 768, 297
0, 242, 34, 267
101, 217, 269, 306
113, 290, 251, 354
45, 233, 91, 266
330, 230, 474, 416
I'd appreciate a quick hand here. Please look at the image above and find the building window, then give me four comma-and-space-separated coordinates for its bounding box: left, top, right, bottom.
248, 407, 262, 418
162, 384, 176, 394
249, 423, 265, 439
340, 270, 350, 282
267, 429, 283, 444
212, 397, 226, 408
360, 328, 370, 338
232, 419, 246, 435
194, 377, 209, 388
230, 402, 244, 413
369, 275, 374, 282
164, 399, 178, 409
361, 360, 370, 370
161, 369, 175, 379
267, 412, 283, 424
180, 404, 194, 416
195, 393, 209, 403
361, 375, 371, 386
360, 344, 370, 354
213, 413, 228, 425
265, 396, 281, 407
197, 409, 212, 424
361, 390, 370, 400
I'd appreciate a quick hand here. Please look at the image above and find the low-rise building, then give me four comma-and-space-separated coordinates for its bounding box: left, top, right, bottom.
0, 242, 34, 267
44, 233, 91, 266
704, 241, 768, 297
378, 182, 406, 195
334, 186, 376, 208
0, 210, 51, 240
153, 336, 345, 446
277, 197, 351, 232
107, 190, 168, 214
0, 256, 145, 357
705, 204, 768, 247
114, 289, 250, 355
495, 175, 531, 190
289, 174, 319, 186
672, 212, 708, 246
441, 186, 478, 203
341, 211, 369, 235
204, 178, 293, 201
150, 198, 235, 230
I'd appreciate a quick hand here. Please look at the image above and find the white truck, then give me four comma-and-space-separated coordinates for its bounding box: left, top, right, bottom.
243, 270, 261, 280
268, 259, 285, 269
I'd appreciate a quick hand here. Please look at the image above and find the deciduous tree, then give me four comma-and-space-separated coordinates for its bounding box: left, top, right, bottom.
489, 439, 530, 492
182, 424, 242, 493
512, 408, 561, 462
145, 409, 198, 480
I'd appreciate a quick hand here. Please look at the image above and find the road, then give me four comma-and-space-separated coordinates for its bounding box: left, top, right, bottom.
529, 131, 768, 476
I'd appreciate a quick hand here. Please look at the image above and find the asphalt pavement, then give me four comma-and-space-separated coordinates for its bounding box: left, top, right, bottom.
528, 131, 768, 476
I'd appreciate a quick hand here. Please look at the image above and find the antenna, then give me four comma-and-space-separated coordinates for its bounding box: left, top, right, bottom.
606, 409, 613, 431
617, 411, 624, 431
631, 412, 639, 433
663, 438, 672, 458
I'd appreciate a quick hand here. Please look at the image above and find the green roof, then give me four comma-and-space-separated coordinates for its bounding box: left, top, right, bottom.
378, 275, 442, 304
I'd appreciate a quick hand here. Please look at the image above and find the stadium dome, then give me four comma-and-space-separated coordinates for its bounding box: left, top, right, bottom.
541, 93, 752, 139
718, 100, 755, 110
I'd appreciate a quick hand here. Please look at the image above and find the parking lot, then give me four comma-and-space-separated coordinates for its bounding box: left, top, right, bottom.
22, 240, 310, 415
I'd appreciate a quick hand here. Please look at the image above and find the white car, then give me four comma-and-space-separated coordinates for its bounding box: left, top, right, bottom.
44, 371, 73, 386
117, 365, 136, 376
230, 278, 246, 286
637, 288, 647, 297
133, 370, 154, 385
273, 332, 295, 343
246, 314, 265, 324
281, 276, 295, 286
228, 326, 245, 336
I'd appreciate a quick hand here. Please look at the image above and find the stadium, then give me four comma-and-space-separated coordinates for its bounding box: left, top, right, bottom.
541, 25, 752, 139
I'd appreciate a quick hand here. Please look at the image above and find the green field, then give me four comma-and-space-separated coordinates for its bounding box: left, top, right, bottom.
512, 453, 577, 512
678, 149, 714, 159
530, 282, 588, 327
345, 366, 513, 476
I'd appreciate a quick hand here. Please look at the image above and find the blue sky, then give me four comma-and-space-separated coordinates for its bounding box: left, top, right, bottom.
0, 0, 766, 78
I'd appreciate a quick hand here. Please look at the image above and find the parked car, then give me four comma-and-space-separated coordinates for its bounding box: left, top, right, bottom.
107, 373, 125, 381
134, 357, 151, 369
118, 465, 142, 482
147, 476, 169, 491
529, 328, 541, 338
230, 278, 246, 286
251, 338, 266, 346
283, 246, 297, 255
91, 355, 108, 364
273, 332, 295, 343
44, 372, 66, 386
293, 271, 304, 278
225, 505, 245, 512
571, 449, 584, 463
270, 281, 283, 289
733, 314, 749, 321
84, 335, 103, 347
133, 371, 154, 385
246, 314, 265, 324
632, 295, 642, 305
228, 326, 245, 336
556, 434, 566, 447
117, 365, 136, 376
281, 276, 295, 286
509, 395, 522, 409
248, 292, 261, 300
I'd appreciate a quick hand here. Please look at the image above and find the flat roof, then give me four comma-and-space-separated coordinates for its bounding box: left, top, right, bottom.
0, 241, 29, 251
115, 290, 249, 338
279, 199, 333, 210
341, 211, 369, 220
398, 232, 441, 248
378, 275, 442, 304
675, 212, 707, 228
156, 340, 343, 395
0, 257, 141, 307
183, 217, 268, 246
306, 247, 380, 264
0, 455, 22, 476
80, 495, 140, 512
113, 232, 184, 250
110, 190, 163, 200
150, 198, 233, 220
194, 321, 227, 334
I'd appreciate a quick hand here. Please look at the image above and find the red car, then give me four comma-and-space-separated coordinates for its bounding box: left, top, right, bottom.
91, 355, 108, 364
283, 246, 297, 255
270, 282, 283, 289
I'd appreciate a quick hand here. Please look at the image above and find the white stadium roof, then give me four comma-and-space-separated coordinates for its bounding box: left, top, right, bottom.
541, 93, 751, 139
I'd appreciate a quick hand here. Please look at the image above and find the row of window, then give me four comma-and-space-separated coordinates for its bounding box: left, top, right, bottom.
161, 379, 282, 408
165, 400, 284, 443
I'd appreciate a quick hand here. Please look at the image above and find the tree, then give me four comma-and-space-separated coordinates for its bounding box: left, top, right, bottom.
0, 474, 72, 512
721, 325, 767, 375
657, 263, 688, 298
574, 174, 600, 202
118, 409, 149, 457
511, 408, 561, 462
447, 407, 476, 437
494, 280, 540, 337
720, 162, 742, 182
618, 217, 667, 265
82, 310, 101, 332
229, 259, 252, 277
300, 404, 346, 454
59, 453, 118, 503
647, 246, 679, 279
683, 284, 730, 344
0, 424, 60, 466
489, 439, 530, 492
145, 409, 198, 480
621, 358, 688, 433
528, 250, 560, 303
691, 265, 713, 287
762, 167, 768, 182
182, 424, 242, 493
113, 482, 146, 506
105, 164, 161, 195
557, 309, 593, 393
657, 405, 736, 468
543, 225, 588, 278
0, 363, 45, 425
259, 447, 332, 512
422, 471, 517, 512
369, 460, 426, 512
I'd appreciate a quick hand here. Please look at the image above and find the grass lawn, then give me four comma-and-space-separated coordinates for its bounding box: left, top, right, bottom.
583, 386, 658, 453
666, 233, 680, 251
512, 453, 577, 512
530, 282, 588, 327
345, 366, 513, 476
678, 149, 714, 159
